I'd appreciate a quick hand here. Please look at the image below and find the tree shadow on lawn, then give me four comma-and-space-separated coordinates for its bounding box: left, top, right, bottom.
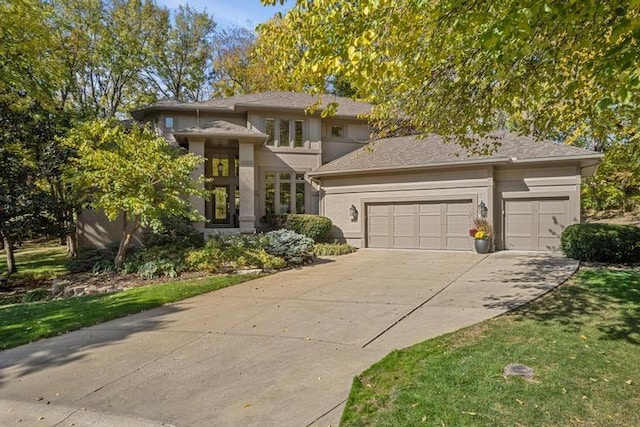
497, 262, 640, 346
0, 301, 187, 389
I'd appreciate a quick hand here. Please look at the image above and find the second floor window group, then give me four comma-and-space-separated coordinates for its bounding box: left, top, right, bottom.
265, 118, 305, 148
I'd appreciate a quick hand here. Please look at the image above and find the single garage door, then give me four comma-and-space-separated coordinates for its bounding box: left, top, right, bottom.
367, 200, 472, 250
504, 198, 569, 251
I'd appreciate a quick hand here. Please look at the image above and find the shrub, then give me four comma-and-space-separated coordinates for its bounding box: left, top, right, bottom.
69, 245, 118, 273
313, 243, 357, 256
265, 229, 314, 264
283, 214, 332, 242
143, 216, 204, 249
186, 233, 287, 272
122, 245, 189, 279
561, 223, 640, 263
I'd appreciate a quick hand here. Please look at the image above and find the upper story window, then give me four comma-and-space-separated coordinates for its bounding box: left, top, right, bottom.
165, 116, 174, 129
265, 118, 305, 148
265, 118, 275, 146
331, 125, 343, 138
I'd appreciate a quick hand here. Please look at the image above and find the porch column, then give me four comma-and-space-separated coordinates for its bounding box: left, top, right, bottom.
238, 140, 256, 233
189, 137, 206, 231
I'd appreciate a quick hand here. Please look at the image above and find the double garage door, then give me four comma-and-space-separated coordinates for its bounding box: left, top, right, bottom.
504, 197, 569, 251
366, 197, 570, 251
367, 200, 472, 250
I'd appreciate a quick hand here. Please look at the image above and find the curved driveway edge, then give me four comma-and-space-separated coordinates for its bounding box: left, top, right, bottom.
0, 250, 578, 427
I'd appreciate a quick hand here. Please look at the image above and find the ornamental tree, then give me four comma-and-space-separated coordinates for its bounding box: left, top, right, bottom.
258, 0, 639, 152
63, 119, 207, 270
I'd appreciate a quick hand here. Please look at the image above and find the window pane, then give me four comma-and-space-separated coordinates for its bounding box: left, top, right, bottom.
331, 125, 343, 137
212, 155, 229, 177
265, 118, 275, 146
296, 182, 305, 214
265, 173, 275, 215
295, 173, 305, 181
213, 187, 228, 220
165, 117, 174, 128
280, 119, 290, 147
279, 181, 291, 213
280, 173, 290, 181
294, 120, 304, 147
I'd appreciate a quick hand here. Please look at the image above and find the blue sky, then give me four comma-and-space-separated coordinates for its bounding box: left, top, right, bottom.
156, 0, 293, 29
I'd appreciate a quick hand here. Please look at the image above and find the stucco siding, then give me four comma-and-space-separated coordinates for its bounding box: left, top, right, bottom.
77, 210, 143, 250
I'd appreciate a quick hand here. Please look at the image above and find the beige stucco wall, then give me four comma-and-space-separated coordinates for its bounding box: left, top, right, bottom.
77, 210, 143, 250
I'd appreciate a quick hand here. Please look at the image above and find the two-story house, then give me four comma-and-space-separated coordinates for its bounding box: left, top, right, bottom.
78, 92, 372, 246
78, 91, 602, 252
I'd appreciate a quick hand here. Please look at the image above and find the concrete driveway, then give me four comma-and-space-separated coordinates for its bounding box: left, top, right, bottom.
0, 250, 578, 427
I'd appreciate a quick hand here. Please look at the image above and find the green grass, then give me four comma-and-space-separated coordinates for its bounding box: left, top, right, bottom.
0, 274, 260, 350
341, 267, 640, 427
5, 245, 69, 281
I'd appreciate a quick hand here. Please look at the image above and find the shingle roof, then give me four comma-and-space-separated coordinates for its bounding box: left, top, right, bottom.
173, 120, 267, 139
310, 132, 602, 176
131, 92, 371, 118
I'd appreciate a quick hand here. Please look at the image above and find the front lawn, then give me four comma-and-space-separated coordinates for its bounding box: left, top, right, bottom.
6, 244, 69, 281
341, 267, 640, 426
0, 273, 259, 351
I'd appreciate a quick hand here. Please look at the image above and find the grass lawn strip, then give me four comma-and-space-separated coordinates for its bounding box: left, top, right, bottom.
11, 246, 69, 281
341, 267, 640, 427
0, 274, 260, 351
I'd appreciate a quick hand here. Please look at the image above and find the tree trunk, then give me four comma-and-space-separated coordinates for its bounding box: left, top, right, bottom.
115, 232, 133, 271
66, 232, 78, 258
3, 236, 17, 274
114, 213, 140, 272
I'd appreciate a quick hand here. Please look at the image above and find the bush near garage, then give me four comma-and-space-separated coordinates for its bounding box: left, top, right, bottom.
282, 214, 333, 242
313, 242, 357, 256
264, 229, 315, 264
561, 223, 640, 263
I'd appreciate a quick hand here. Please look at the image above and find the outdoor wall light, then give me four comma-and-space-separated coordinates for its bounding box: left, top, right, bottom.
349, 205, 359, 222
478, 201, 488, 218
217, 161, 224, 176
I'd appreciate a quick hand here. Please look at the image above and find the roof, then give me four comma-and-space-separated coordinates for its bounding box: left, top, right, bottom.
131, 92, 371, 118
310, 132, 603, 177
172, 120, 267, 139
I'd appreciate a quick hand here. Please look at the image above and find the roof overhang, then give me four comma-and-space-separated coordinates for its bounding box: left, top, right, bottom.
309, 153, 604, 179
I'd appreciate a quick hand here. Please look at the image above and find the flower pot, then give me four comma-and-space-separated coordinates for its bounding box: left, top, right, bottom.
474, 239, 491, 254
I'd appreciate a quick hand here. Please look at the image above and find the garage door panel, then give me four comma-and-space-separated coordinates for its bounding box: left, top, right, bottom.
367, 200, 472, 250
504, 198, 568, 251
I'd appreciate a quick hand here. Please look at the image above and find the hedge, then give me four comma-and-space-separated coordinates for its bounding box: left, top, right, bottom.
282, 214, 332, 242
561, 223, 640, 263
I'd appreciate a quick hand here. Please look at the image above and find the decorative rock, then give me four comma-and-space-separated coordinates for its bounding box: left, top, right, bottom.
503, 363, 535, 379
237, 269, 263, 275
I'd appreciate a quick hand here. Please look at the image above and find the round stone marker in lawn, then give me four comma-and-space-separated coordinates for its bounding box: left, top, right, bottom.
502, 363, 535, 379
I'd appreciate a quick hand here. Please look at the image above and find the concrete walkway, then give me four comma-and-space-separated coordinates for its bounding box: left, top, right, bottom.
0, 250, 578, 427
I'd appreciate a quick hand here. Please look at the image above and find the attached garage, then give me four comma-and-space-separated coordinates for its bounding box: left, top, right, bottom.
503, 198, 569, 251
310, 132, 602, 252
367, 200, 472, 250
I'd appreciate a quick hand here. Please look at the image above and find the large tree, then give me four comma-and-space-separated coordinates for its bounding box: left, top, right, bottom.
63, 119, 207, 270
52, 0, 169, 117
259, 0, 639, 152
147, 5, 217, 102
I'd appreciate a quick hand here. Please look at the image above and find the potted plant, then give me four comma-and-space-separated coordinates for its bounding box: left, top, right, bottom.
469, 219, 493, 254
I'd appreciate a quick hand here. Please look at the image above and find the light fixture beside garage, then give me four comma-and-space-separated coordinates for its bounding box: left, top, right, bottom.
349, 205, 359, 222
478, 201, 488, 218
